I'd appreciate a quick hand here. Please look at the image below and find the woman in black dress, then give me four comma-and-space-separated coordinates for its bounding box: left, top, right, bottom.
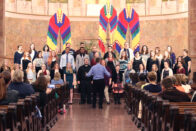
183, 49, 191, 76
133, 51, 145, 72
146, 50, 159, 72
21, 51, 32, 71
160, 50, 172, 72
14, 45, 24, 65
50, 62, 63, 80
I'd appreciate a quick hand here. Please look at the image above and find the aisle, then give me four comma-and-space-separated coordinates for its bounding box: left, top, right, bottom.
51, 103, 138, 131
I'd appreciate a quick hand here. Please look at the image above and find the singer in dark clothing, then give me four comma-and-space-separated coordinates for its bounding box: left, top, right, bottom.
77, 58, 92, 104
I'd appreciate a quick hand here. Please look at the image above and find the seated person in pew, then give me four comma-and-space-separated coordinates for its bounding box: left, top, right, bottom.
0, 71, 18, 105
33, 76, 52, 107
136, 73, 147, 89
174, 74, 186, 93
159, 76, 190, 102
143, 71, 162, 93
51, 72, 64, 85
8, 69, 34, 98
130, 73, 139, 86
181, 74, 191, 93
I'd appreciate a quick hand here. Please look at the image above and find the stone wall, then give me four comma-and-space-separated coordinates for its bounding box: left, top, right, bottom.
5, 17, 188, 59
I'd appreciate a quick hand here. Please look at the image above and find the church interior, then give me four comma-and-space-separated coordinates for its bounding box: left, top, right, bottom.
0, 0, 196, 131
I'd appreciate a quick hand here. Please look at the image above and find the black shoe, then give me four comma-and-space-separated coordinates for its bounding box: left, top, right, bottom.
106, 102, 110, 105
87, 101, 92, 104
115, 101, 117, 104
118, 101, 121, 104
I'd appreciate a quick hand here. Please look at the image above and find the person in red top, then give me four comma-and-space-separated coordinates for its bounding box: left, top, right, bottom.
91, 52, 100, 66
176, 61, 186, 74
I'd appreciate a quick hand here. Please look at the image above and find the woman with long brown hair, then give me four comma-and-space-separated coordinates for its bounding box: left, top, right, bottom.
160, 50, 172, 72
48, 50, 58, 70
118, 51, 128, 74
146, 50, 159, 72
140, 45, 149, 64
0, 72, 18, 105
155, 47, 163, 65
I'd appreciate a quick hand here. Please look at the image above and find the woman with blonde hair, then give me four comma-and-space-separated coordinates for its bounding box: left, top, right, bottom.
11, 63, 20, 79
64, 63, 76, 104
51, 72, 64, 85
160, 50, 172, 71
26, 63, 36, 84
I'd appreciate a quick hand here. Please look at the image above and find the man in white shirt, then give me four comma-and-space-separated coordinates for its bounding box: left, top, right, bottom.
119, 42, 134, 62
60, 47, 75, 70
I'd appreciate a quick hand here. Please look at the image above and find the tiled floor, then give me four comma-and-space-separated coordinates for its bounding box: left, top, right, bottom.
51, 103, 138, 131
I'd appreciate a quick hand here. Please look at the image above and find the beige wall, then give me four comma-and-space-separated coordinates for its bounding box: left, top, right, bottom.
5, 17, 188, 59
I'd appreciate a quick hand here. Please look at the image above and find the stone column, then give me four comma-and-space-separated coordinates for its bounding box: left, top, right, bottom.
189, 0, 196, 73
0, 0, 5, 56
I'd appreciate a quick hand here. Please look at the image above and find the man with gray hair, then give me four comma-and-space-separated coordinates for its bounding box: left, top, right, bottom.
77, 58, 92, 104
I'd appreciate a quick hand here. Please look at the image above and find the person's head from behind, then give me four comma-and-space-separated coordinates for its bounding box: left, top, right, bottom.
147, 71, 157, 83
152, 64, 158, 72
96, 58, 101, 64
54, 72, 61, 81
14, 64, 20, 70
0, 77, 6, 100
12, 69, 24, 83
174, 74, 186, 86
1, 71, 11, 87
101, 59, 106, 67
139, 73, 146, 82
84, 58, 89, 66
161, 76, 176, 91
80, 42, 85, 48
35, 76, 47, 92
131, 73, 139, 85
